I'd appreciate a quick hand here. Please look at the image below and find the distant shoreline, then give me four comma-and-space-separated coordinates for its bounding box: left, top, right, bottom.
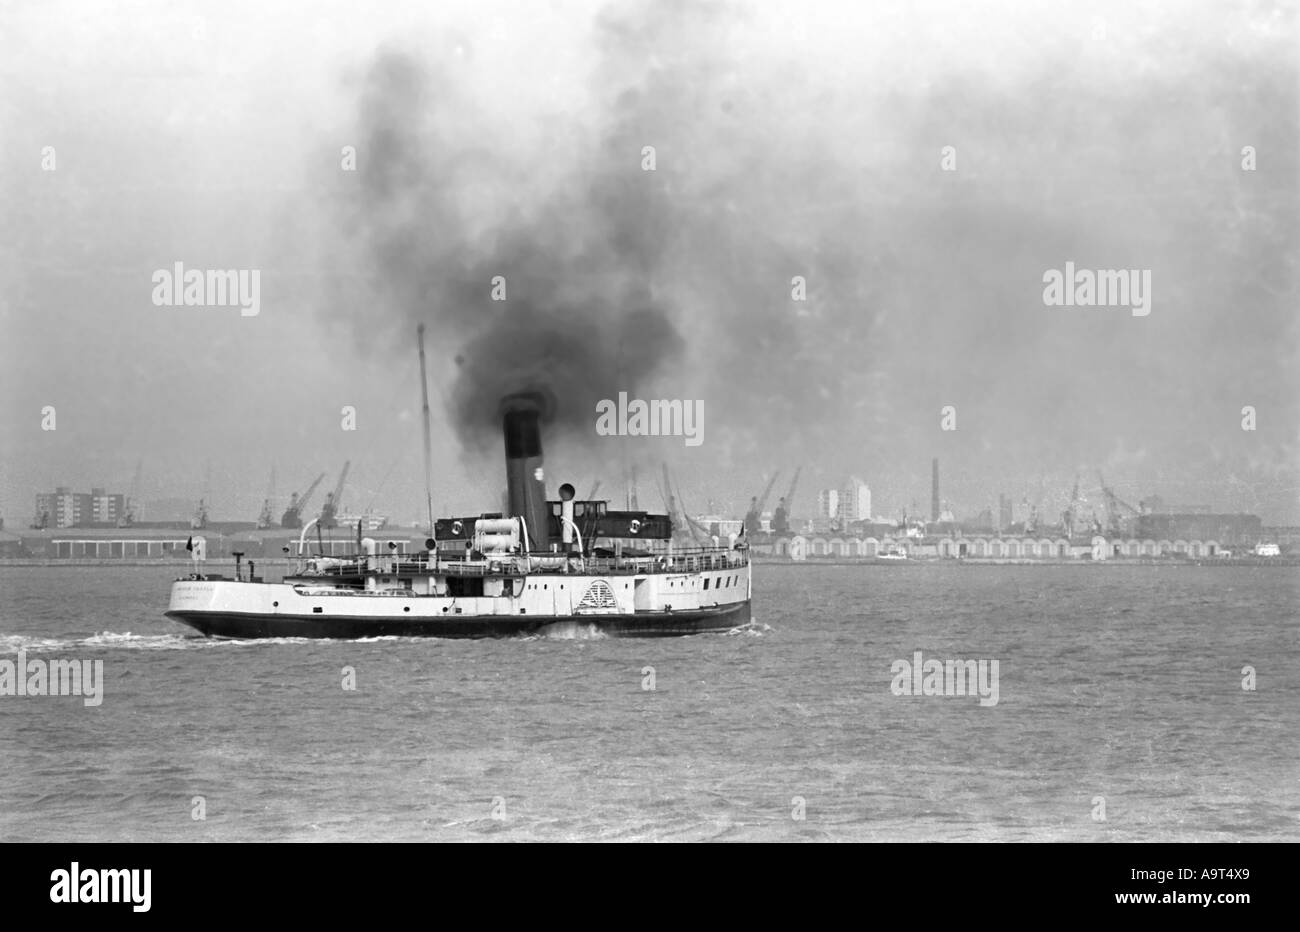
750, 556, 1300, 567
1, 556, 1295, 568
0, 559, 268, 568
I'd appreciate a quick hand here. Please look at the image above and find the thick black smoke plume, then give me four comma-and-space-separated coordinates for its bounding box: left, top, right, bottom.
328, 1, 1297, 515
343, 29, 692, 446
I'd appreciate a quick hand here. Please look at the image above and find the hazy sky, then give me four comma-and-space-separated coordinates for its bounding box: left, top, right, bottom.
2, 0, 1297, 526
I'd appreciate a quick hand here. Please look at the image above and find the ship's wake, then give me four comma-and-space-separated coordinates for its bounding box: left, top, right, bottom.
0, 631, 320, 653
529, 621, 608, 641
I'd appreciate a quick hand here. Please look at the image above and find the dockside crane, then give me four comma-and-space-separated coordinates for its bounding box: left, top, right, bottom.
319, 461, 351, 528
1058, 474, 1102, 538
1098, 471, 1142, 537
256, 466, 277, 529
745, 470, 781, 534
281, 472, 326, 529
1060, 475, 1081, 538
119, 459, 143, 527
773, 466, 802, 533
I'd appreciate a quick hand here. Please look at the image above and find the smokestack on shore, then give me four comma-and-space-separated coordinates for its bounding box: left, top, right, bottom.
501, 393, 551, 552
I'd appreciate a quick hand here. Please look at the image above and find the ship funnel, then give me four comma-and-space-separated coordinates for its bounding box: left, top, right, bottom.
501, 392, 551, 552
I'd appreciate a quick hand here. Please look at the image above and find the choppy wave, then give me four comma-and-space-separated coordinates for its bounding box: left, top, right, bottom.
727, 621, 771, 636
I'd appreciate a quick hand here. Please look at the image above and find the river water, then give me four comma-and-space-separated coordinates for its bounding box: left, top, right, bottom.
1, 563, 1296, 841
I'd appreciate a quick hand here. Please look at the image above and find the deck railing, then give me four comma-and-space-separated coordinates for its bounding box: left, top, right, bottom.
290, 544, 748, 580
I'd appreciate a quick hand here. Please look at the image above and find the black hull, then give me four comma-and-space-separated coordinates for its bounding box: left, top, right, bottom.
165, 601, 751, 640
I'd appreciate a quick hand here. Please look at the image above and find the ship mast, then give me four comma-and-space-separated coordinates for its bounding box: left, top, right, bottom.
416, 324, 435, 538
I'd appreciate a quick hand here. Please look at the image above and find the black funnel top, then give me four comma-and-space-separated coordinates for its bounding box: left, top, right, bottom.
503, 407, 542, 460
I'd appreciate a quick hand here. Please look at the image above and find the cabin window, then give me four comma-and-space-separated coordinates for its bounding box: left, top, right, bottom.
704, 579, 710, 590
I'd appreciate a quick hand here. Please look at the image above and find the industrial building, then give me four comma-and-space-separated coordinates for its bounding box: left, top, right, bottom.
766, 533, 1265, 561
839, 478, 871, 523
816, 488, 838, 521
33, 487, 127, 528
1135, 513, 1262, 547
